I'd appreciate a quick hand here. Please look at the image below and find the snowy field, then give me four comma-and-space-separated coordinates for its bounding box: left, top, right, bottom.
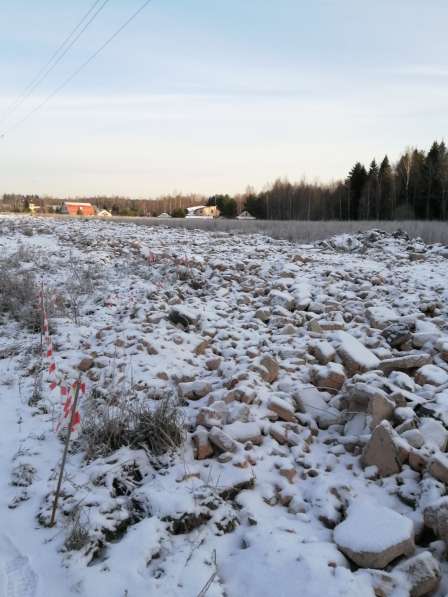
111, 217, 448, 245
1, 214, 448, 596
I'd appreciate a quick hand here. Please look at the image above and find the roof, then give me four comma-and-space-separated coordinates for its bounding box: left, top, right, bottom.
64, 202, 93, 207
63, 201, 96, 216
237, 211, 256, 219
187, 205, 207, 213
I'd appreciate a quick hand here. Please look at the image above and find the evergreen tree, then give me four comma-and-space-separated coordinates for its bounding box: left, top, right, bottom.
346, 162, 368, 220
361, 159, 379, 219
378, 156, 393, 219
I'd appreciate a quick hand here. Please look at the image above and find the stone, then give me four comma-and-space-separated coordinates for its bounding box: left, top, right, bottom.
423, 497, 448, 542
226, 402, 250, 424
408, 449, 428, 474
196, 402, 228, 428
381, 321, 412, 348
224, 422, 263, 445
355, 569, 400, 597
308, 319, 323, 333
400, 429, 424, 450
208, 427, 238, 453
346, 383, 390, 414
409, 252, 426, 262
224, 388, 255, 405
318, 319, 346, 331
393, 551, 441, 597
310, 340, 337, 365
379, 353, 432, 374
419, 418, 448, 451
206, 357, 222, 371
428, 453, 448, 484
334, 331, 380, 376
256, 355, 279, 383
192, 427, 213, 460
367, 392, 395, 429
279, 467, 297, 484
334, 501, 415, 569
366, 306, 399, 330
293, 386, 338, 429
267, 396, 296, 423
280, 323, 297, 335
269, 289, 294, 310
255, 308, 271, 323
193, 339, 209, 355
169, 306, 200, 327
415, 364, 448, 386
311, 363, 346, 391
78, 356, 94, 371
269, 422, 303, 447
178, 380, 212, 400
361, 421, 409, 477
435, 338, 448, 362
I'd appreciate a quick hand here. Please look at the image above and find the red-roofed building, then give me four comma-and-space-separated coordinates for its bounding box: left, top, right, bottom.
61, 202, 96, 216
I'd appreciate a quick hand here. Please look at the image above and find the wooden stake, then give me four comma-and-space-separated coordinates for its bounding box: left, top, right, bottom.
49, 373, 82, 527
40, 281, 44, 357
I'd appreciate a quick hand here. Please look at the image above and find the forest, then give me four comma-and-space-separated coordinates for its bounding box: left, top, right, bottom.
2, 141, 448, 220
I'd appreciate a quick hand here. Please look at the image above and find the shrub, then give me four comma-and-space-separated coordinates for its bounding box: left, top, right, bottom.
171, 207, 187, 218
0, 266, 41, 331
81, 396, 185, 460
64, 507, 90, 551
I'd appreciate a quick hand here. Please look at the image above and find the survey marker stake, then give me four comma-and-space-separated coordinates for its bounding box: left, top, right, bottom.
49, 372, 82, 527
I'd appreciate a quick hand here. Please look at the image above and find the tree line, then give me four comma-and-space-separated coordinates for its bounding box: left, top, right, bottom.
2, 141, 448, 220
243, 141, 448, 221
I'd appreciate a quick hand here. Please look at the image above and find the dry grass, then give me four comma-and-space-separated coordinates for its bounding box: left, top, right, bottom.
108, 217, 448, 245
64, 507, 90, 551
81, 394, 185, 460
0, 265, 41, 331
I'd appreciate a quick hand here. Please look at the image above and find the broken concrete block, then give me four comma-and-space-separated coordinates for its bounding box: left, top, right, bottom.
393, 551, 441, 597
334, 501, 415, 569
361, 421, 409, 477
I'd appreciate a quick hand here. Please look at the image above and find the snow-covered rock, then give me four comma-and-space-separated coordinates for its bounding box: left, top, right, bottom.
361, 421, 409, 476
334, 501, 415, 569
334, 331, 380, 376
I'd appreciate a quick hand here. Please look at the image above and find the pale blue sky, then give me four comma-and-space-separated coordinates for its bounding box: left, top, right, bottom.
1, 0, 448, 197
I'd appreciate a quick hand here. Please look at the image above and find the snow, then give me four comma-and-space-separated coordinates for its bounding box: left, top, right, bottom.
417, 364, 448, 386
0, 217, 448, 596
334, 331, 381, 370
333, 501, 414, 553
419, 418, 448, 451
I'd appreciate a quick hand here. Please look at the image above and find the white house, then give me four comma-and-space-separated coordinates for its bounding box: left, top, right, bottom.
186, 205, 219, 219
237, 210, 256, 220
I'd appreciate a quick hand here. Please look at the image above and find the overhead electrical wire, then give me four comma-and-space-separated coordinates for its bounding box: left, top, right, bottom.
0, 0, 111, 128
1, 0, 152, 138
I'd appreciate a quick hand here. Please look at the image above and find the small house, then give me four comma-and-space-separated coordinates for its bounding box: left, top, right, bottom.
237, 210, 256, 220
61, 201, 96, 216
97, 209, 112, 217
186, 205, 219, 219
29, 202, 41, 215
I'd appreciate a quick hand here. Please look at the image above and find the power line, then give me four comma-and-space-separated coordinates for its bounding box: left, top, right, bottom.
1, 0, 152, 138
0, 0, 111, 128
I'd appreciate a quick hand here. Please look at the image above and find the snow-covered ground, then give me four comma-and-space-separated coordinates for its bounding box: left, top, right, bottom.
1, 215, 448, 597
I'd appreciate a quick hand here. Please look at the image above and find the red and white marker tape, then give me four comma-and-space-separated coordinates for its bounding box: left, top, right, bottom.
40, 286, 84, 433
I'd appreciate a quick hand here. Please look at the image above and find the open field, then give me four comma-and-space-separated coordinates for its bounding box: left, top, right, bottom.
92, 216, 448, 245
1, 215, 448, 596
4, 213, 447, 244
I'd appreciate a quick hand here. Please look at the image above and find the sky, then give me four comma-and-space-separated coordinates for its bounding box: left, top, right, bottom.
1, 0, 448, 198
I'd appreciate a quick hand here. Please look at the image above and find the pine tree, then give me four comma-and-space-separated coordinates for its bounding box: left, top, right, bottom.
378, 156, 393, 219
346, 162, 368, 220
364, 159, 379, 219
